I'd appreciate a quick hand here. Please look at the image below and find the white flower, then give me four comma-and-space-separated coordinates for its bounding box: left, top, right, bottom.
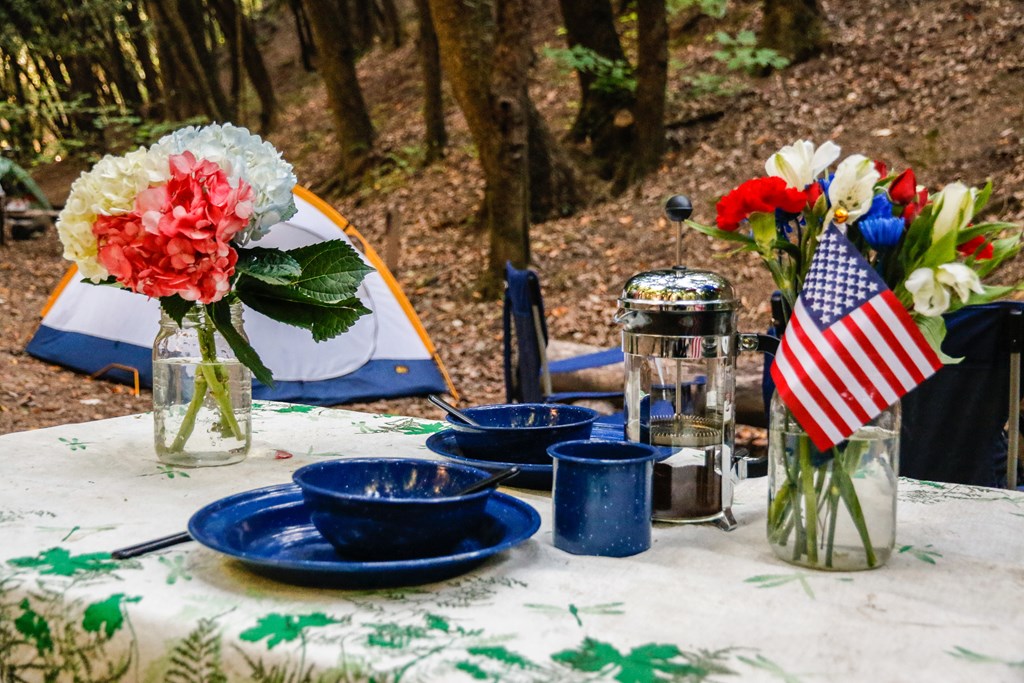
905, 264, 983, 316
935, 262, 984, 303
905, 268, 951, 316
56, 146, 170, 280
931, 182, 976, 244
824, 154, 880, 229
153, 123, 297, 243
765, 139, 841, 190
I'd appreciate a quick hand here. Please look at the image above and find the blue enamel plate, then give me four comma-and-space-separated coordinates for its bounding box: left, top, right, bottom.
188, 483, 540, 588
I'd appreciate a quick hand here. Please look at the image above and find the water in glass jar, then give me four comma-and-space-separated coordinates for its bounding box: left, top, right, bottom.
152, 357, 251, 467
769, 424, 898, 570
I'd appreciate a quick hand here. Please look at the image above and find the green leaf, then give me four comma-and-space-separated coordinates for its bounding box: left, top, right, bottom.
467, 646, 537, 670
965, 283, 1019, 306
160, 295, 196, 326
236, 284, 371, 343
552, 638, 620, 673
750, 212, 778, 256
913, 314, 961, 365
82, 593, 141, 638
15, 599, 53, 655
278, 240, 374, 304
239, 612, 340, 650
686, 219, 756, 246
207, 300, 274, 387
8, 547, 119, 576
235, 247, 302, 286
918, 224, 959, 269
973, 179, 993, 214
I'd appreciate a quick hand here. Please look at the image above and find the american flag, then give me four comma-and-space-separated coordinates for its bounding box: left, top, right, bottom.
770, 224, 943, 450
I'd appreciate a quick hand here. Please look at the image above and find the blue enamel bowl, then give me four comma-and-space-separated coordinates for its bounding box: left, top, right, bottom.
292, 458, 494, 561
445, 403, 599, 464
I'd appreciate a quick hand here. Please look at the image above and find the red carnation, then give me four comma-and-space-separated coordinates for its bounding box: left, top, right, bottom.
715, 177, 808, 232
957, 235, 994, 261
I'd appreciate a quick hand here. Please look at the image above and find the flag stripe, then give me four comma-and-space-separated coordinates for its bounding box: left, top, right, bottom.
857, 301, 924, 387
784, 317, 867, 431
873, 290, 945, 375
829, 317, 901, 405
794, 301, 884, 417
770, 357, 840, 449
844, 306, 914, 395
775, 336, 850, 439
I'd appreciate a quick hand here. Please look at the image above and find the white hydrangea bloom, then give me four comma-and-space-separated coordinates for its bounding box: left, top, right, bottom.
56, 146, 170, 280
765, 139, 841, 190
153, 123, 297, 243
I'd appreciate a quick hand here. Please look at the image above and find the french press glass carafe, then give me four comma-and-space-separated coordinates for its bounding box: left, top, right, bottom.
615, 196, 775, 530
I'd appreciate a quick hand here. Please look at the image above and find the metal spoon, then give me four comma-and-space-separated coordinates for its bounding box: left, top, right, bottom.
454, 466, 520, 495
427, 394, 482, 427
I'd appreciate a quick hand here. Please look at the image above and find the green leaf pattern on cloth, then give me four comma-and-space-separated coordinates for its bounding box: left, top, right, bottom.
8, 547, 120, 577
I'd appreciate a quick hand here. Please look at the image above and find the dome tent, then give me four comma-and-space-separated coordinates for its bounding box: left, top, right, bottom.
26, 186, 456, 404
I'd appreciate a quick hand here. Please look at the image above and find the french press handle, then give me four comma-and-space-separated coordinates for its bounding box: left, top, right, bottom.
738, 333, 779, 356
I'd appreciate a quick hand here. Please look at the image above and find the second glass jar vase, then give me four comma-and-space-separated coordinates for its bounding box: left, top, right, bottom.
152, 301, 252, 467
766, 391, 900, 571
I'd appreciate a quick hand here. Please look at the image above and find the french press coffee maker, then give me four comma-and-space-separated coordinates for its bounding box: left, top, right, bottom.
615, 196, 776, 530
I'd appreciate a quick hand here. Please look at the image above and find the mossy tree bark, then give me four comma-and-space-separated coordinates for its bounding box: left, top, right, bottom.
428, 0, 579, 290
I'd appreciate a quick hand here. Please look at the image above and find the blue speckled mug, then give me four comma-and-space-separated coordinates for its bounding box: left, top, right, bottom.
549, 439, 659, 557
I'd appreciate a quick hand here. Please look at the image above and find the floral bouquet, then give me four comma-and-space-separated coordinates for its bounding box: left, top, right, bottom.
690, 140, 1023, 569
57, 123, 372, 460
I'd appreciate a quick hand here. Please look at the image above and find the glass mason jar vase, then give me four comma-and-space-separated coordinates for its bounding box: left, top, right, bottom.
766, 391, 900, 571
152, 302, 252, 467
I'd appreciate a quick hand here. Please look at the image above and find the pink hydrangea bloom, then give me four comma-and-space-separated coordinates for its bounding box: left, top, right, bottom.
92, 152, 254, 303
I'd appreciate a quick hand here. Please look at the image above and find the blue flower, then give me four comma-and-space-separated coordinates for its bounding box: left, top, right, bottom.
857, 193, 904, 249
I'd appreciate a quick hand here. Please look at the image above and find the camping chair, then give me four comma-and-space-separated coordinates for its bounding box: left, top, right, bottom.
900, 301, 1024, 489
502, 262, 623, 408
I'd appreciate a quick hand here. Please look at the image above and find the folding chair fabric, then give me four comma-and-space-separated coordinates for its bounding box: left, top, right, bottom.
503, 262, 622, 405
900, 301, 1024, 488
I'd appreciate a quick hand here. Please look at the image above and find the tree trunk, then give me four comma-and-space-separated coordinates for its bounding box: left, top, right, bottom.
376, 0, 404, 49
125, 0, 162, 116
209, 0, 279, 131
148, 0, 230, 121
175, 0, 233, 118
302, 0, 376, 189
488, 0, 532, 279
288, 0, 317, 71
760, 0, 826, 64
556, 0, 633, 148
412, 0, 446, 162
347, 0, 375, 54
612, 0, 667, 193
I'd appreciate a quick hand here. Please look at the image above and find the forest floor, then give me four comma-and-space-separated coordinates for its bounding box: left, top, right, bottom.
3, 0, 1024, 437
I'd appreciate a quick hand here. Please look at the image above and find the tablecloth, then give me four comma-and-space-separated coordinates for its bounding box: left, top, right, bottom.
1, 402, 1022, 681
